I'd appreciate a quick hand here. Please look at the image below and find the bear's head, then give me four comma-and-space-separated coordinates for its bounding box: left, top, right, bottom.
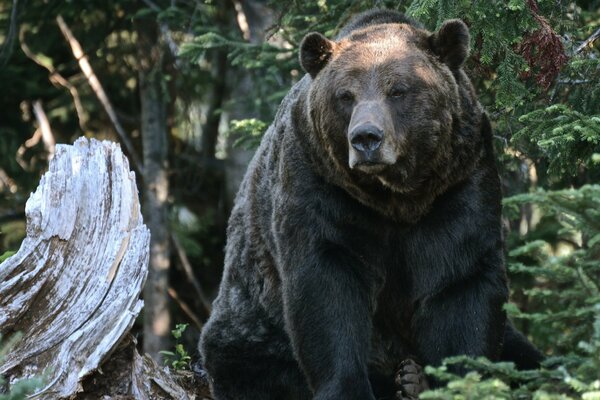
298, 15, 483, 218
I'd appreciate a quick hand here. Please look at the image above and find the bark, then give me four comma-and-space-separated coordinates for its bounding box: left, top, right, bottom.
0, 138, 149, 398
135, 17, 172, 362
76, 334, 212, 400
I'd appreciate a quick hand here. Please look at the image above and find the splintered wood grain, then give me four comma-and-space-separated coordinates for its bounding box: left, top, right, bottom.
74, 334, 213, 400
0, 138, 149, 399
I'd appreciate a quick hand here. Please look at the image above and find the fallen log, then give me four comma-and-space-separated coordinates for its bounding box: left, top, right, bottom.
0, 138, 209, 399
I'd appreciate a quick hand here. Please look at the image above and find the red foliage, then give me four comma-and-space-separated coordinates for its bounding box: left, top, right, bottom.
517, 0, 569, 91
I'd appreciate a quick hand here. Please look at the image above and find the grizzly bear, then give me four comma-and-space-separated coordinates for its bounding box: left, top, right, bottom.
199, 9, 543, 400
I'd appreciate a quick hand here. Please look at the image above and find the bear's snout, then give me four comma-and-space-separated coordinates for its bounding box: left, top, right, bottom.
347, 125, 398, 171
347, 102, 398, 172
349, 124, 383, 153
348, 123, 390, 172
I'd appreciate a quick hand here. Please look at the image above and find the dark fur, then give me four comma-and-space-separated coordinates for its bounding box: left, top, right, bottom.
336, 9, 423, 39
200, 10, 542, 400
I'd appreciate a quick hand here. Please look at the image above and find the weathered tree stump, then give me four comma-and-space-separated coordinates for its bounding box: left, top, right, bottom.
0, 138, 209, 399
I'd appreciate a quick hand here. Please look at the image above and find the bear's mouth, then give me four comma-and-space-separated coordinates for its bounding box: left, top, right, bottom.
351, 160, 389, 174
348, 146, 397, 174
348, 136, 398, 173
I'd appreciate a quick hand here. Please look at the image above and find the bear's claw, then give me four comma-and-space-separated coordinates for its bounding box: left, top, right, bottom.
395, 359, 428, 400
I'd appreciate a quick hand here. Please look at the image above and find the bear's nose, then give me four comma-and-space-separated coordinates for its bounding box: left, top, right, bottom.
349, 124, 383, 153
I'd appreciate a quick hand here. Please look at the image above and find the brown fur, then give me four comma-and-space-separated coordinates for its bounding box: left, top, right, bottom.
295, 22, 483, 223
199, 11, 542, 400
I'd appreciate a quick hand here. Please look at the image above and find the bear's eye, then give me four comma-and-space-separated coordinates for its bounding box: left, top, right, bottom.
389, 87, 408, 98
336, 90, 355, 103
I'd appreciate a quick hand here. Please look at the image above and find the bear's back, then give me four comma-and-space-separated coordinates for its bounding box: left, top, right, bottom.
336, 9, 422, 39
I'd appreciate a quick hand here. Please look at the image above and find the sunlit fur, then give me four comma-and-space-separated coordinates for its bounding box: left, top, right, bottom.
199, 10, 543, 400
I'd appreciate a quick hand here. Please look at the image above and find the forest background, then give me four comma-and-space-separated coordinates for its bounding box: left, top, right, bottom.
0, 0, 599, 398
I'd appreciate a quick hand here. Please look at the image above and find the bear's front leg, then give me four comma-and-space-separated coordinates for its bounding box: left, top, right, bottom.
281, 243, 380, 400
410, 267, 508, 377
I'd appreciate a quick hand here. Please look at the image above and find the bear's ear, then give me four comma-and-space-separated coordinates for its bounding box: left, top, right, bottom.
300, 32, 337, 78
428, 19, 470, 69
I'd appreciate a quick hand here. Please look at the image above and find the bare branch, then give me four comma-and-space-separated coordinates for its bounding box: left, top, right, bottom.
16, 128, 41, 170
20, 26, 89, 131
31, 100, 56, 158
15, 101, 55, 171
56, 15, 144, 177
140, 0, 161, 11
233, 0, 251, 40
0, 169, 18, 195
557, 79, 590, 84
171, 233, 213, 315
167, 287, 203, 330
576, 26, 600, 54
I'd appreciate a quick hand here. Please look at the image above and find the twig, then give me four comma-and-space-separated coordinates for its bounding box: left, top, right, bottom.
140, 0, 161, 11
550, 26, 598, 101
575, 26, 600, 54
16, 129, 41, 170
167, 287, 203, 330
16, 101, 56, 170
557, 79, 590, 85
56, 15, 144, 177
31, 100, 56, 159
171, 233, 212, 316
20, 26, 88, 132
233, 0, 251, 41
0, 169, 18, 195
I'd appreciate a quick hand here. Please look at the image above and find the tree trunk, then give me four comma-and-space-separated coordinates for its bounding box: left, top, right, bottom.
225, 0, 274, 209
0, 138, 149, 398
0, 138, 212, 399
136, 17, 171, 362
201, 48, 229, 161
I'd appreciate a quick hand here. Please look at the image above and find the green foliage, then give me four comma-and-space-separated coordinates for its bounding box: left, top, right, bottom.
0, 334, 45, 400
171, 206, 221, 266
513, 106, 600, 182
179, 0, 404, 122
422, 186, 600, 398
230, 118, 268, 149
187, 0, 570, 151
406, 0, 564, 109
159, 324, 192, 370
420, 176, 600, 398
504, 185, 600, 353
421, 309, 600, 398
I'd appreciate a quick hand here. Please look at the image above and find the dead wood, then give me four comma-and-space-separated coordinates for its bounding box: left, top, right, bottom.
0, 137, 209, 399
